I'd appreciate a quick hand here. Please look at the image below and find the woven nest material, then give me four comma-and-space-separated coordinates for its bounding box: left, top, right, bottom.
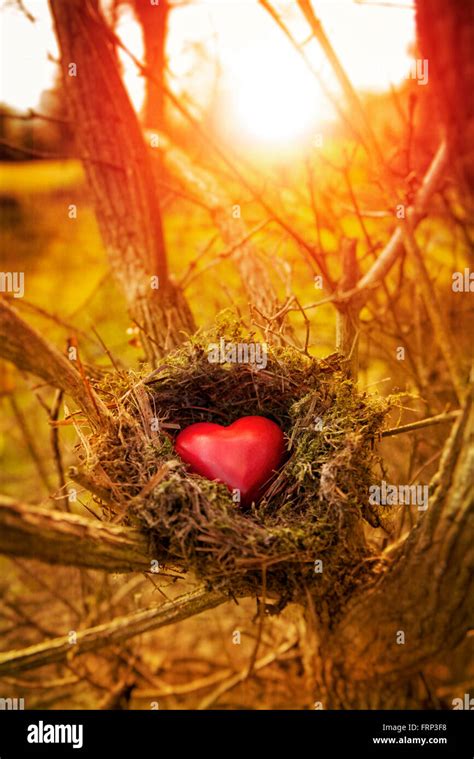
85, 317, 389, 612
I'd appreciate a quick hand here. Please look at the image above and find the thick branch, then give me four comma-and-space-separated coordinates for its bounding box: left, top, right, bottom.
0, 497, 161, 573
0, 300, 111, 430
49, 0, 194, 362
133, 0, 169, 130
0, 587, 228, 675
327, 396, 474, 681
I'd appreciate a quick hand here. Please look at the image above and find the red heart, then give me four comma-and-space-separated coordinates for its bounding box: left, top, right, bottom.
175, 416, 286, 506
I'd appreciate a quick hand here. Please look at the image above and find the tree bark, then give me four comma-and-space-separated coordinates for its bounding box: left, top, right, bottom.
0, 496, 164, 573
312, 395, 474, 708
416, 0, 474, 196
49, 0, 195, 364
133, 0, 169, 130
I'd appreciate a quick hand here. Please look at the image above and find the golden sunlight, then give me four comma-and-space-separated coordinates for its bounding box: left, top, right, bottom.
229, 42, 319, 144
0, 0, 415, 150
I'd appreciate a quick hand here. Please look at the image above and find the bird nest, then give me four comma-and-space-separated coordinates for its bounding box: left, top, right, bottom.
83, 317, 389, 613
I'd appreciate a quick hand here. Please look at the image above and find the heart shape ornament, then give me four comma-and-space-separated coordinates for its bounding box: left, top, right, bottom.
175, 416, 286, 506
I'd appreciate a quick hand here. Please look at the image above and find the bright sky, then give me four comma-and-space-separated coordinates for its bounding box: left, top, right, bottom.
0, 0, 415, 147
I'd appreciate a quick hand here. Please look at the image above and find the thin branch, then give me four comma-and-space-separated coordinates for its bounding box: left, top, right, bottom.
296, 0, 386, 171
158, 135, 285, 325
134, 667, 234, 699
356, 141, 449, 303
335, 238, 360, 379
111, 24, 334, 287
12, 0, 36, 23
0, 587, 228, 675
259, 0, 370, 157
50, 390, 67, 502
246, 567, 267, 679
68, 467, 116, 507
0, 106, 70, 125
9, 396, 52, 492
197, 636, 297, 710
284, 141, 448, 319
381, 410, 462, 437
15, 299, 96, 344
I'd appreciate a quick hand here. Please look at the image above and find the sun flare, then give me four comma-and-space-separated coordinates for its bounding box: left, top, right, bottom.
230, 44, 320, 145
